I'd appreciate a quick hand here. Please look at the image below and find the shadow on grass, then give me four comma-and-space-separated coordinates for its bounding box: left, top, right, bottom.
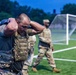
35, 65, 52, 72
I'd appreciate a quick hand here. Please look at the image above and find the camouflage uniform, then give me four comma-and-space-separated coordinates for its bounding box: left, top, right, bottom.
0, 27, 33, 75
25, 35, 36, 66
0, 69, 16, 75
0, 25, 15, 75
33, 27, 56, 68
11, 29, 33, 75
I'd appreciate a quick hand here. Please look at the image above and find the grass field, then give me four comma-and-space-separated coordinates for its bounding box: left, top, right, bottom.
28, 36, 76, 75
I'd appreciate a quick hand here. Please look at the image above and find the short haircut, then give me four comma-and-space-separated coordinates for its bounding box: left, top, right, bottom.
16, 13, 29, 23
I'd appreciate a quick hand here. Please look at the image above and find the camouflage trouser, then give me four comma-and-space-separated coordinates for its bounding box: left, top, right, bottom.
33, 47, 56, 68
22, 64, 28, 75
25, 47, 34, 66
0, 69, 16, 75
10, 61, 29, 75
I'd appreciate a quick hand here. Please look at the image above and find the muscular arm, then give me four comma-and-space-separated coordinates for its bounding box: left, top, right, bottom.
4, 18, 18, 36
30, 21, 45, 34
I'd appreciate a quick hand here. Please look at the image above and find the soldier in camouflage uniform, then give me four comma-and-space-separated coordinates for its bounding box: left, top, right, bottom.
32, 19, 60, 73
0, 13, 45, 75
0, 20, 16, 75
25, 35, 36, 66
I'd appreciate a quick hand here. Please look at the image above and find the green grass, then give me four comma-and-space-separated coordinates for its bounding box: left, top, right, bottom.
54, 49, 76, 60
29, 61, 76, 75
29, 36, 76, 75
54, 40, 76, 50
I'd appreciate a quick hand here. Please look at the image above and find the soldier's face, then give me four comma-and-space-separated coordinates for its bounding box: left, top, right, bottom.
18, 17, 30, 30
44, 22, 49, 27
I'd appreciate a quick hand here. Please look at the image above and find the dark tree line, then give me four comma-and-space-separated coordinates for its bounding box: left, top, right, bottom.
61, 3, 76, 15
0, 0, 76, 24
0, 0, 53, 24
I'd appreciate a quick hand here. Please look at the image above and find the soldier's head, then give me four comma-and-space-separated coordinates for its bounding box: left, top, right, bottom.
43, 19, 50, 28
16, 13, 30, 28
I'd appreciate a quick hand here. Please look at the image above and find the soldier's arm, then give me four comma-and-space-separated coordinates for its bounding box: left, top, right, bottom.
25, 28, 43, 36
4, 18, 18, 36
30, 21, 45, 34
50, 30, 54, 50
40, 37, 51, 44
49, 32, 54, 51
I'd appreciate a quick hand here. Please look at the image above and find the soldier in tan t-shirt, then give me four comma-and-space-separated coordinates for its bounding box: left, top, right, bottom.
32, 19, 60, 73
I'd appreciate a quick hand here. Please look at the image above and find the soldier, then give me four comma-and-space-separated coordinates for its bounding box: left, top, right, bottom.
25, 35, 36, 66
0, 20, 17, 75
0, 13, 45, 75
32, 19, 60, 73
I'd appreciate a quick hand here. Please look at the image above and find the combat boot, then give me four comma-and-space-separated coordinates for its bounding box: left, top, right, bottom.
53, 67, 60, 73
32, 67, 38, 72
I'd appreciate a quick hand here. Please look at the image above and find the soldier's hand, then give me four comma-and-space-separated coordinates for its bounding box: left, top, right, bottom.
4, 18, 18, 36
8, 18, 18, 31
52, 47, 54, 51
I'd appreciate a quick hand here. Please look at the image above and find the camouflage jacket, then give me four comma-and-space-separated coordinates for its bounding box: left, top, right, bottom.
28, 35, 36, 49
13, 29, 33, 61
38, 28, 53, 48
